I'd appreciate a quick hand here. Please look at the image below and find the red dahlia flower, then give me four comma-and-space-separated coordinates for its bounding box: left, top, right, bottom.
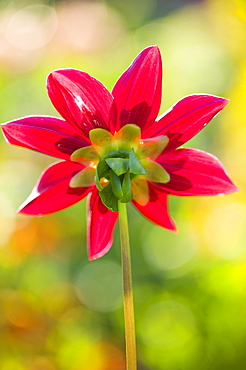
1, 46, 237, 260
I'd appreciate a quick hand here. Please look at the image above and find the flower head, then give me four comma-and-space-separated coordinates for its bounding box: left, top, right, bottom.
1, 46, 237, 260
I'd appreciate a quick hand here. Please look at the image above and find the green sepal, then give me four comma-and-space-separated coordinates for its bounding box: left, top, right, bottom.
99, 183, 118, 212
141, 159, 170, 183
95, 160, 109, 190
137, 135, 169, 159
105, 157, 129, 176
120, 171, 133, 203
69, 167, 96, 188
132, 178, 149, 206
70, 145, 99, 165
89, 128, 112, 148
129, 149, 147, 175
109, 170, 123, 199
117, 124, 141, 145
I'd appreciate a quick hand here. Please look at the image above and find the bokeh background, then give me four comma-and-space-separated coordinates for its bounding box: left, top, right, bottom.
0, 0, 245, 369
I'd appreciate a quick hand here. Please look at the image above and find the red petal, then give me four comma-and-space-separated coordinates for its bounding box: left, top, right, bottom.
112, 46, 162, 132
1, 116, 89, 160
47, 69, 116, 136
157, 148, 238, 196
144, 94, 229, 152
18, 161, 93, 215
132, 184, 176, 231
87, 188, 118, 260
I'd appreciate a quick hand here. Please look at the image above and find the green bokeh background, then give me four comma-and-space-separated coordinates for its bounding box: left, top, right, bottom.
0, 0, 245, 369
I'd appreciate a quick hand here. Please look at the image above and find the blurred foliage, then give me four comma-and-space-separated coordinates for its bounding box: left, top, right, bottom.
0, 0, 245, 369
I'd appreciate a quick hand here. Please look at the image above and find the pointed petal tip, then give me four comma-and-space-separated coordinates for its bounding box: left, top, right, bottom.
17, 206, 24, 214
144, 44, 160, 52
221, 184, 240, 195
88, 240, 113, 261
132, 45, 161, 63
17, 200, 43, 216
167, 218, 178, 233
184, 93, 230, 105
47, 68, 72, 79
17, 206, 41, 216
216, 169, 239, 195
46, 69, 57, 83
143, 45, 161, 58
1, 124, 10, 142
170, 225, 178, 234
219, 96, 230, 107
47, 67, 96, 82
46, 69, 66, 88
47, 68, 65, 78
17, 199, 32, 215
46, 68, 74, 87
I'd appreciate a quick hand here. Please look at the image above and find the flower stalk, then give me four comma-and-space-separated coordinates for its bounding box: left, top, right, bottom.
118, 200, 137, 370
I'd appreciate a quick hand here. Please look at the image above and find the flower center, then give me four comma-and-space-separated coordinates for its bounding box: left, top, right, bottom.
70, 124, 170, 212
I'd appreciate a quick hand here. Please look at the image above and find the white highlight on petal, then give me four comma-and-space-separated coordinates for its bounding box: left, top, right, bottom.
18, 187, 41, 215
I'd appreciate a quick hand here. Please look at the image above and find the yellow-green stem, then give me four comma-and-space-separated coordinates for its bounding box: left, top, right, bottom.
118, 201, 137, 370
